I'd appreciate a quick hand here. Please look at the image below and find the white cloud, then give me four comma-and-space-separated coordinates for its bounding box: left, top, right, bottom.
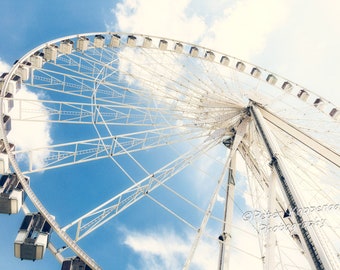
252, 1, 340, 105
200, 0, 291, 60
111, 0, 291, 61
8, 88, 52, 170
111, 0, 206, 43
0, 59, 52, 170
216, 193, 225, 203
121, 220, 310, 270
123, 227, 219, 270
124, 229, 187, 270
0, 59, 11, 73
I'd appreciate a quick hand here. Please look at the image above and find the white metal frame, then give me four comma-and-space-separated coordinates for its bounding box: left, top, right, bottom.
0, 32, 338, 270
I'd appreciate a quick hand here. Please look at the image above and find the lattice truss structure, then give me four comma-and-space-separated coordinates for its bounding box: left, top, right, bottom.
0, 33, 339, 270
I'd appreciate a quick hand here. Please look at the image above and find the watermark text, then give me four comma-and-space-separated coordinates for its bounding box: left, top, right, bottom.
242, 203, 339, 222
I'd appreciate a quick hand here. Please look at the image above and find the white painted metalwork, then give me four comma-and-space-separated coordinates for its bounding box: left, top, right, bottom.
0, 32, 338, 270
63, 140, 217, 241
250, 104, 333, 270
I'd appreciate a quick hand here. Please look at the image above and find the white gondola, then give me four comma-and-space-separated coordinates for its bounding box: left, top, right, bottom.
77, 36, 89, 51
330, 108, 340, 120
0, 116, 12, 174
190, 46, 199, 57
0, 73, 21, 95
0, 72, 8, 90
14, 213, 52, 261
94, 35, 105, 48
282, 81, 293, 92
16, 62, 31, 81
297, 89, 309, 101
30, 51, 44, 69
0, 73, 8, 93
159, 39, 168, 50
4, 92, 14, 113
313, 98, 325, 110
3, 115, 11, 134
43, 45, 58, 61
266, 74, 277, 85
127, 35, 137, 46
0, 152, 9, 174
143, 37, 152, 48
174, 42, 183, 53
220, 56, 230, 66
251, 67, 261, 78
236, 61, 246, 72
0, 173, 29, 214
8, 75, 21, 94
109, 34, 120, 47
59, 40, 74, 54
204, 51, 215, 61
61, 257, 91, 270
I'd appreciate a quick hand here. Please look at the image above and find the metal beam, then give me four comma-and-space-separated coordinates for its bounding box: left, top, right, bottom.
217, 152, 235, 270
62, 140, 217, 241
258, 106, 340, 168
250, 104, 331, 270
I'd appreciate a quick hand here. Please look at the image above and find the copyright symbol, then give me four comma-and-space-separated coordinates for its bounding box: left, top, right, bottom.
242, 211, 253, 221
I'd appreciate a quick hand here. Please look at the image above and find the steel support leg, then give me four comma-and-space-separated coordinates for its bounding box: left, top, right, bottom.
217, 152, 236, 270
250, 104, 331, 270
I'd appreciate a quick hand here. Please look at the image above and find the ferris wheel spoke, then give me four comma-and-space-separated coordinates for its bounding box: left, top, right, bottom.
56, 49, 119, 77
130, 53, 208, 98
238, 111, 340, 269
238, 143, 294, 221
9, 97, 92, 124
238, 146, 311, 269
29, 67, 128, 102
28, 72, 129, 102
116, 49, 227, 105
183, 115, 249, 270
61, 140, 217, 242
29, 70, 93, 98
183, 153, 231, 270
258, 106, 340, 167
271, 128, 340, 269
55, 54, 127, 96
15, 126, 207, 173
8, 97, 181, 126
16, 137, 112, 173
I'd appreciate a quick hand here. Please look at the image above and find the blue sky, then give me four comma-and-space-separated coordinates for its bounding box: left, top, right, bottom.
0, 2, 120, 269
0, 1, 339, 270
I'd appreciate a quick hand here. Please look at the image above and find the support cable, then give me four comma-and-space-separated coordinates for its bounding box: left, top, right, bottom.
250, 104, 330, 270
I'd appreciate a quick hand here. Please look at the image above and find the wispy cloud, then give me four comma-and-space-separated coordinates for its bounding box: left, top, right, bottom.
109, 0, 291, 60
200, 0, 291, 60
263, 1, 340, 105
0, 59, 11, 74
122, 227, 219, 270
0, 59, 52, 169
111, 0, 206, 43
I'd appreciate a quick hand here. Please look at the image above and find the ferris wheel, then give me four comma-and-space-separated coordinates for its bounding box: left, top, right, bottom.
0, 32, 339, 270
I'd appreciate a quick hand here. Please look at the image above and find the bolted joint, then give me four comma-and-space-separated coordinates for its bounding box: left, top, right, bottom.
269, 156, 278, 167
218, 232, 231, 242
222, 136, 234, 148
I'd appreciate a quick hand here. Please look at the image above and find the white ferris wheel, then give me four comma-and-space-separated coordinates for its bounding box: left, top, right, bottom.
0, 32, 339, 270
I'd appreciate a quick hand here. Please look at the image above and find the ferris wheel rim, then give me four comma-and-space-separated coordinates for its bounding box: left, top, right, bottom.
5, 31, 340, 113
